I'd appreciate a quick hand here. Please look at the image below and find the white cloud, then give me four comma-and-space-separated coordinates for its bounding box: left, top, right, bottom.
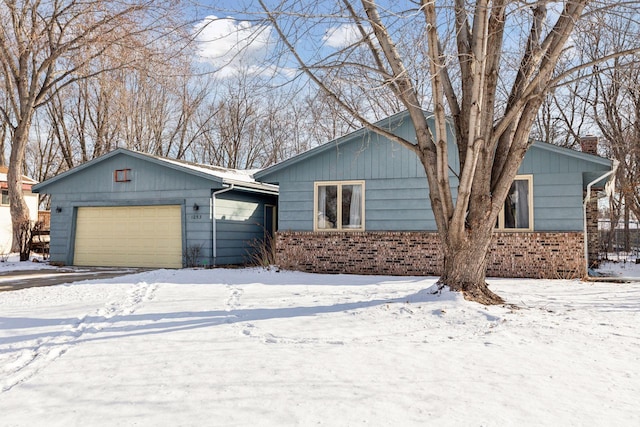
322, 23, 363, 49
194, 15, 276, 78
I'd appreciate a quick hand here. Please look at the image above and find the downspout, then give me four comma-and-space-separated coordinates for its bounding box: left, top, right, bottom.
583, 160, 619, 277
211, 184, 234, 267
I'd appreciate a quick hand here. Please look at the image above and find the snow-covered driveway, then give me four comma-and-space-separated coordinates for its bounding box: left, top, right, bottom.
0, 266, 147, 291
1, 268, 639, 426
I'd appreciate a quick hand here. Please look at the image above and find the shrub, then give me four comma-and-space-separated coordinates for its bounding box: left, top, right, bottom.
183, 244, 204, 268
247, 232, 277, 267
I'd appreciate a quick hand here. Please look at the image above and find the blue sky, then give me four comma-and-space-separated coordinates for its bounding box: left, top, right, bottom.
190, 1, 379, 79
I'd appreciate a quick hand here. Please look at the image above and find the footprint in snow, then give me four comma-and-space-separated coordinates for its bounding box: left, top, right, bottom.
1, 280, 156, 393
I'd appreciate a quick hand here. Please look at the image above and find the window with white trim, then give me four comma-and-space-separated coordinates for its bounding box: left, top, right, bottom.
314, 181, 365, 231
1, 190, 8, 206
496, 175, 533, 231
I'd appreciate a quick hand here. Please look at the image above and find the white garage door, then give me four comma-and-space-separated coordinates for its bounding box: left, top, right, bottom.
74, 205, 183, 268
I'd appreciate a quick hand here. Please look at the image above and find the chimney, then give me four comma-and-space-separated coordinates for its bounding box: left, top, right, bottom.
580, 135, 599, 155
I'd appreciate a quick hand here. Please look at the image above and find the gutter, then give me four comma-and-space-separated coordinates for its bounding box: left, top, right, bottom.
226, 181, 278, 195
583, 160, 619, 277
211, 184, 235, 266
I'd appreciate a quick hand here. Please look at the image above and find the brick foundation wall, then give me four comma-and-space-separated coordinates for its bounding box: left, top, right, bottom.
276, 231, 586, 279
487, 232, 585, 278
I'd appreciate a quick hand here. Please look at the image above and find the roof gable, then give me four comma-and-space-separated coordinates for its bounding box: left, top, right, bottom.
254, 110, 417, 181
254, 111, 612, 181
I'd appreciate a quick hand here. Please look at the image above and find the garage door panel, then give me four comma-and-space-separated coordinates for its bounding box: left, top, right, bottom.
74, 205, 183, 268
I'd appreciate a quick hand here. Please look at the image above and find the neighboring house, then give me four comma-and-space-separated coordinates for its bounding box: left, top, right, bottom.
32, 149, 278, 268
254, 111, 615, 279
0, 166, 40, 254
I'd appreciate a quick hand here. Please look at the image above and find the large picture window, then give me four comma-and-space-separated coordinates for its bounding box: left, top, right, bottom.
496, 175, 533, 231
314, 181, 365, 231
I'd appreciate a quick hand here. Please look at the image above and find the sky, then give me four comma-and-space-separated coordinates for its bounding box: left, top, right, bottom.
189, 1, 607, 83
191, 2, 372, 79
193, 15, 361, 79
193, 15, 278, 77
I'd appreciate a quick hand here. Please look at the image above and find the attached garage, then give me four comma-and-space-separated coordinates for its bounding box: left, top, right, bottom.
74, 205, 183, 268
32, 148, 278, 269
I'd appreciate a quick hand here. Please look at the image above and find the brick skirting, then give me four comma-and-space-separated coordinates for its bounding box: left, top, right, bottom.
276, 231, 586, 279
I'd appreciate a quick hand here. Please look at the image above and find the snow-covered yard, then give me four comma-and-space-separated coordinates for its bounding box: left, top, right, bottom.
1, 263, 639, 426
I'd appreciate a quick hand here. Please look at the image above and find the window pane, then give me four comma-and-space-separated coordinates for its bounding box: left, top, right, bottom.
504, 179, 529, 229
1, 190, 8, 205
114, 169, 131, 182
317, 185, 337, 229
341, 184, 362, 228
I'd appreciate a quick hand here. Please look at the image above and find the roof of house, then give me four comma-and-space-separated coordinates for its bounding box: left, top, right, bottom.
0, 166, 39, 185
254, 110, 612, 181
32, 148, 278, 195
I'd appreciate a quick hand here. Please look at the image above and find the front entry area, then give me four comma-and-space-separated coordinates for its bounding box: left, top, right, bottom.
74, 205, 183, 268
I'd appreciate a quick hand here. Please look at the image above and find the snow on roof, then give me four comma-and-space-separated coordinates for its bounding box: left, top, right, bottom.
154, 156, 256, 183
136, 151, 277, 192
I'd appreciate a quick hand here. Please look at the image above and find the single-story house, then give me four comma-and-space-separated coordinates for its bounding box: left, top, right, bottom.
0, 166, 40, 254
32, 149, 278, 268
254, 110, 615, 279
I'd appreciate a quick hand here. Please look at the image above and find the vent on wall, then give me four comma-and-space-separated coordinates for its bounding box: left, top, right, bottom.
114, 169, 131, 182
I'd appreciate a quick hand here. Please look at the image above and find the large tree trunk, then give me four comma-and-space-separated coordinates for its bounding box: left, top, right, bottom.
438, 227, 504, 305
7, 119, 32, 253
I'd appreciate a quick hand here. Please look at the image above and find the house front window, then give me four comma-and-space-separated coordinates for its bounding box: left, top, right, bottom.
314, 181, 365, 231
496, 175, 533, 231
1, 190, 9, 206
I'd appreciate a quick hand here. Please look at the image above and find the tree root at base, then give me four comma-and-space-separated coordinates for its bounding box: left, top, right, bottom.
437, 279, 505, 305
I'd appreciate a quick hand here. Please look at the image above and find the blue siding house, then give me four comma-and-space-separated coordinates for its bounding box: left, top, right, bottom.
32, 149, 277, 268
255, 110, 614, 279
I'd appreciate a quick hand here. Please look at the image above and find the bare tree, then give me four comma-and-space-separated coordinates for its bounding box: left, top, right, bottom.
190, 71, 319, 169
162, 70, 215, 160
260, 93, 314, 167
305, 90, 360, 144
243, 0, 640, 303
0, 96, 9, 166
213, 74, 261, 169
593, 65, 640, 251
25, 110, 65, 183
586, 14, 640, 249
532, 76, 594, 149
0, 0, 179, 252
